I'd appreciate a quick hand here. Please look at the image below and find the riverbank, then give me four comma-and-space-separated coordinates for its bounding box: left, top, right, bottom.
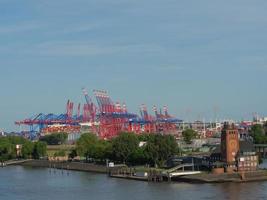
110, 174, 148, 181
21, 160, 110, 173
175, 170, 267, 183
14, 160, 267, 184
1, 159, 33, 167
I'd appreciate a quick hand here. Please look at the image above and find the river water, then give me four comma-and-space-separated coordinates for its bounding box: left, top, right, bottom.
0, 165, 267, 200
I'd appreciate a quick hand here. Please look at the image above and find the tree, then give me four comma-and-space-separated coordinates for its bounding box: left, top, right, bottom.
182, 129, 198, 144
21, 141, 34, 159
144, 134, 178, 167
137, 133, 151, 142
0, 139, 15, 161
251, 124, 264, 135
0, 136, 48, 161
7, 136, 27, 145
129, 147, 147, 165
250, 124, 267, 144
111, 132, 139, 163
39, 132, 68, 145
75, 133, 113, 162
94, 140, 112, 161
0, 136, 26, 161
32, 141, 47, 159
76, 133, 98, 161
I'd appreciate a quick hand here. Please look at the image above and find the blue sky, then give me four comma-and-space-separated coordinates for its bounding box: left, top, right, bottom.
1, 0, 267, 131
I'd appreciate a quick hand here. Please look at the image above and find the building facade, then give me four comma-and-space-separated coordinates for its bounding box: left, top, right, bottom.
221, 123, 240, 168
210, 123, 259, 173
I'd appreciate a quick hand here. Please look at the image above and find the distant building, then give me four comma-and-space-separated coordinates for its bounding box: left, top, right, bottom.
209, 123, 258, 173
67, 132, 82, 143
237, 140, 258, 171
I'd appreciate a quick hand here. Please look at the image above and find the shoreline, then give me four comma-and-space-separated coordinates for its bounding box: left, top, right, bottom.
20, 159, 109, 174
174, 170, 267, 183
11, 160, 267, 184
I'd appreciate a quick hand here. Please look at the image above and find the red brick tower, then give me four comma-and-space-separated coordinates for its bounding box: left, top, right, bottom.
221, 123, 239, 167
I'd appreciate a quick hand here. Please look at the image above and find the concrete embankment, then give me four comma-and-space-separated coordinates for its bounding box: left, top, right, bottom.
21, 160, 109, 173
1, 159, 33, 167
15, 160, 267, 183
175, 171, 267, 183
110, 174, 148, 181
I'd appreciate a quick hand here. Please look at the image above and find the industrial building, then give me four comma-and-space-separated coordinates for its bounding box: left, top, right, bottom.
15, 88, 182, 140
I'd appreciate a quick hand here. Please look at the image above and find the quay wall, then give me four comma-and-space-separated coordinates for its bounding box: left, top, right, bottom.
21, 160, 108, 173
175, 170, 267, 183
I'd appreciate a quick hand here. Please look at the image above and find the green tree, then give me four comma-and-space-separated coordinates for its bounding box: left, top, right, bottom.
7, 136, 27, 145
144, 134, 178, 167
94, 140, 112, 161
251, 124, 264, 135
32, 141, 47, 159
111, 132, 139, 163
0, 136, 48, 161
182, 129, 198, 144
0, 140, 15, 161
250, 124, 267, 144
129, 147, 147, 165
0, 136, 24, 161
137, 133, 151, 142
76, 133, 98, 161
39, 132, 68, 145
21, 141, 34, 159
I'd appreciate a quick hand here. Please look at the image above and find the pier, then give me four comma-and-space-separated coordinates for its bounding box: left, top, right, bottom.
161, 163, 201, 181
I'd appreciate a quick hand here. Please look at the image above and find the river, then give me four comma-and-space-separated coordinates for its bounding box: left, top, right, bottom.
0, 165, 267, 200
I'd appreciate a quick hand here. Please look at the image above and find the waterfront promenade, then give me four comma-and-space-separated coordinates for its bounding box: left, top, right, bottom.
13, 160, 267, 183
21, 160, 109, 173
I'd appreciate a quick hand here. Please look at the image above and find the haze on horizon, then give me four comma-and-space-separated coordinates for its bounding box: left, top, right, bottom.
0, 0, 267, 131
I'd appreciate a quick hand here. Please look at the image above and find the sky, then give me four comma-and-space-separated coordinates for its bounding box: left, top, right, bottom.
0, 0, 267, 131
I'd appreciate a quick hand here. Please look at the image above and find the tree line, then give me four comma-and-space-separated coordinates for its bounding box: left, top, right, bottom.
39, 132, 68, 145
0, 136, 47, 161
250, 123, 267, 144
74, 132, 179, 167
